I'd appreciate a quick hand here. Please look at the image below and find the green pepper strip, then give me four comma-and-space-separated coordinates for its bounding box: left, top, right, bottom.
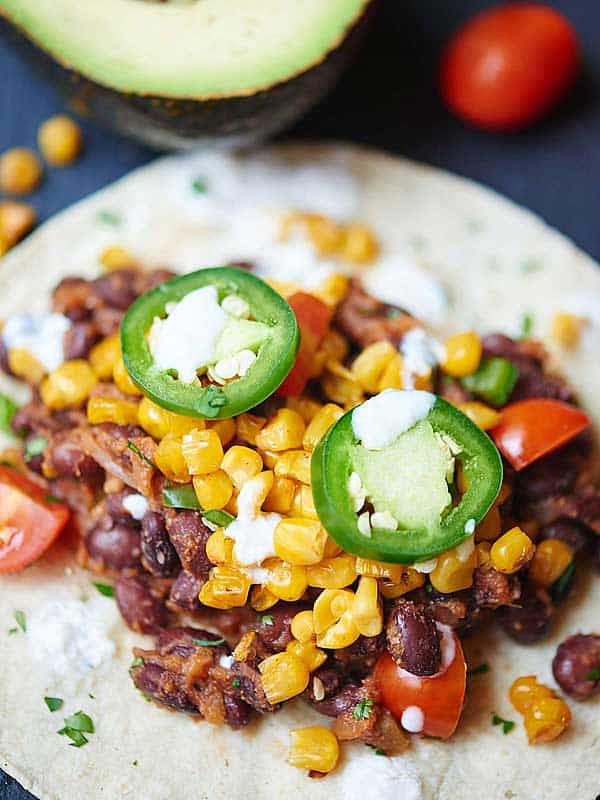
162, 485, 233, 528
461, 357, 519, 407
311, 396, 503, 564
120, 267, 299, 420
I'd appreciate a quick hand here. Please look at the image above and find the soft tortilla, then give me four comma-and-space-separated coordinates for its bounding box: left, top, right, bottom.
1, 143, 599, 800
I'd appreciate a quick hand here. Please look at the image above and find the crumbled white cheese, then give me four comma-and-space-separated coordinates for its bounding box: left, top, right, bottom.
149, 285, 227, 383
357, 511, 372, 538
27, 594, 117, 680
352, 389, 435, 450
464, 518, 476, 535
227, 475, 281, 567
401, 705, 425, 733
2, 312, 71, 372
219, 654, 234, 669
371, 511, 398, 531
221, 294, 250, 319
400, 328, 444, 389
413, 557, 438, 574
122, 493, 148, 521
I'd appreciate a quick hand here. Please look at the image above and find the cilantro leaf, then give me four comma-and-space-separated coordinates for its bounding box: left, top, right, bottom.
192, 637, 226, 647
192, 178, 208, 194
352, 698, 373, 721
58, 727, 89, 747
468, 663, 490, 677
520, 312, 534, 338
44, 493, 61, 504
7, 627, 18, 635
63, 710, 94, 734
202, 509, 234, 528
130, 656, 144, 669
24, 436, 47, 463
97, 210, 122, 226
551, 561, 575, 603
44, 696, 64, 712
258, 614, 274, 626
14, 610, 26, 632
365, 743, 387, 756
585, 667, 600, 682
492, 713, 515, 734
126, 440, 156, 469
232, 678, 241, 688
0, 394, 18, 435
93, 582, 114, 598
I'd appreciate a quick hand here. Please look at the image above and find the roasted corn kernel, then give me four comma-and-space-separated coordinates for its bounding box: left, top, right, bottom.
287, 727, 340, 774
313, 589, 353, 635
199, 565, 251, 610
527, 538, 573, 588
442, 332, 482, 377
430, 540, 477, 593
351, 576, 383, 637
99, 245, 135, 272
274, 517, 327, 566
305, 214, 345, 256
286, 396, 323, 423
318, 330, 349, 367
193, 470, 233, 510
302, 403, 344, 450
259, 449, 279, 469
250, 585, 279, 612
491, 527, 535, 574
316, 610, 360, 650
235, 412, 266, 446
341, 223, 379, 265
205, 528, 235, 566
181, 429, 223, 475
355, 557, 406, 582
291, 610, 316, 643
551, 312, 585, 349
89, 334, 121, 379
509, 675, 554, 714
351, 341, 398, 394
289, 483, 319, 521
38, 115, 82, 166
379, 568, 426, 598
137, 396, 201, 439
321, 361, 363, 408
40, 360, 97, 410
313, 273, 349, 307
265, 560, 308, 602
255, 408, 305, 451
306, 554, 357, 589
286, 640, 327, 672
458, 401, 501, 431
208, 417, 237, 447
221, 445, 263, 488
113, 354, 142, 396
475, 541, 492, 569
377, 352, 404, 391
259, 652, 310, 703
87, 395, 139, 426
8, 348, 45, 384
263, 475, 296, 513
524, 696, 572, 744
274, 449, 312, 484
0, 147, 42, 195
154, 433, 190, 483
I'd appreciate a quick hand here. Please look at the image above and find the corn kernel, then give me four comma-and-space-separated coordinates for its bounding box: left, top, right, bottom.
316, 611, 360, 650
313, 273, 349, 307
442, 332, 482, 378
321, 362, 363, 408
312, 589, 353, 634
199, 565, 250, 609
491, 527, 535, 574
113, 354, 142, 396
181, 428, 223, 475
430, 541, 477, 593
274, 517, 327, 566
458, 401, 501, 431
305, 214, 345, 256
475, 504, 502, 541
551, 312, 585, 349
89, 334, 121, 379
265, 559, 308, 602
288, 726, 339, 774
307, 554, 357, 589
255, 408, 305, 452
377, 352, 404, 391
87, 395, 139, 426
99, 245, 134, 271
259, 449, 279, 469
524, 696, 571, 744
355, 557, 406, 582
259, 651, 310, 704
263, 475, 295, 513
323, 535, 343, 558
302, 403, 344, 451
193, 469, 233, 510
286, 640, 327, 672
509, 675, 554, 714
319, 330, 349, 366
0, 147, 42, 195
250, 584, 279, 612
221, 445, 263, 488
291, 610, 316, 643
208, 417, 237, 447
40, 359, 97, 410
236, 412, 266, 446
475, 541, 492, 569
352, 576, 383, 637
8, 347, 45, 384
38, 115, 82, 167
274, 449, 312, 484
286, 396, 322, 423
154, 433, 190, 483
138, 396, 201, 439
351, 341, 397, 394
205, 528, 235, 565
379, 569, 426, 599
527, 538, 573, 588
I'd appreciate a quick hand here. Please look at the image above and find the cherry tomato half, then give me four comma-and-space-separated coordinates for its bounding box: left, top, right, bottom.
276, 293, 332, 397
374, 627, 467, 740
0, 465, 70, 573
490, 398, 589, 471
439, 3, 581, 132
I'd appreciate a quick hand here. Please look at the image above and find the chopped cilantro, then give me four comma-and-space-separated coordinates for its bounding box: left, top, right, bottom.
58, 710, 95, 747
520, 257, 543, 274
93, 582, 114, 598
365, 744, 387, 756
58, 727, 89, 748
14, 610, 26, 632
520, 312, 534, 338
126, 440, 156, 469
0, 393, 18, 435
192, 637, 226, 647
468, 663, 490, 677
44, 493, 61, 504
425, 583, 433, 593
386, 308, 402, 320
192, 178, 208, 194
24, 435, 47, 463
7, 627, 18, 635
258, 614, 274, 626
97, 210, 122, 226
551, 561, 575, 603
492, 713, 515, 734
585, 667, 600, 682
132, 760, 139, 767
202, 509, 234, 528
352, 698, 373, 721
130, 656, 144, 669
44, 696, 64, 712
232, 678, 241, 688
88, 693, 95, 700
195, 386, 227, 418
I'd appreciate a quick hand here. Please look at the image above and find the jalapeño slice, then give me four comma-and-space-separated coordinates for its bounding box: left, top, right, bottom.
121, 267, 299, 419
311, 395, 503, 563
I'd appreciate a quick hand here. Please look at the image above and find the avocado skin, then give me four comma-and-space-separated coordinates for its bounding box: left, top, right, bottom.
0, 3, 375, 151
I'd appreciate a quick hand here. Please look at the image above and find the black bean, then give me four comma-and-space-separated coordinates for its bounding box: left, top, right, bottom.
539, 519, 591, 555
165, 510, 212, 580
255, 603, 306, 654
223, 693, 252, 728
106, 490, 141, 526
332, 633, 386, 679
141, 511, 180, 576
552, 634, 600, 699
63, 321, 101, 360
307, 681, 362, 717
132, 662, 198, 714
114, 576, 170, 633
85, 519, 141, 569
91, 269, 138, 310
385, 599, 441, 676
498, 585, 554, 644
134, 269, 176, 295
169, 570, 203, 613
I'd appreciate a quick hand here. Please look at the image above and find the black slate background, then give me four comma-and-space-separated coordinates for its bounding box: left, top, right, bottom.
1, 1, 600, 797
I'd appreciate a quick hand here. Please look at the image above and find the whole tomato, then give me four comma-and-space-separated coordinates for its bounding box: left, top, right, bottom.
439, 3, 581, 131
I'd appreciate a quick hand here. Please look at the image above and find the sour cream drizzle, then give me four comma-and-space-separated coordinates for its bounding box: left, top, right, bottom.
351, 389, 435, 450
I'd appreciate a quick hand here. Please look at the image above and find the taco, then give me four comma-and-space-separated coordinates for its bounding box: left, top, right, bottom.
1, 143, 599, 800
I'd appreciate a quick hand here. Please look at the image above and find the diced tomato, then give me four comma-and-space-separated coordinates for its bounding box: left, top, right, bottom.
374, 628, 467, 740
277, 293, 332, 397
490, 398, 589, 471
0, 465, 70, 574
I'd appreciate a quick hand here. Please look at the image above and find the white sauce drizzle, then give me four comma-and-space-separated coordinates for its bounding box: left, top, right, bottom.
400, 328, 444, 389
226, 475, 281, 568
352, 389, 435, 450
2, 312, 71, 372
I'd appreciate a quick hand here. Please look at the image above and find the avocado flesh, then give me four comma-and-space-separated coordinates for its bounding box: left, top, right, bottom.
352, 420, 453, 534
1, 0, 369, 97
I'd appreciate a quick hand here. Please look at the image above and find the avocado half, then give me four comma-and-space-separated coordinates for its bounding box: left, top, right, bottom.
0, 0, 375, 150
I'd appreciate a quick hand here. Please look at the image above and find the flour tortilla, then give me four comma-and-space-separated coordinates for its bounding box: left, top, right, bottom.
1, 143, 599, 800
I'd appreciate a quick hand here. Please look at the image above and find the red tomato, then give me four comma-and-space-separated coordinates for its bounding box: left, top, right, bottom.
374, 628, 467, 740
490, 398, 589, 471
439, 3, 580, 131
0, 465, 70, 574
276, 293, 332, 397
